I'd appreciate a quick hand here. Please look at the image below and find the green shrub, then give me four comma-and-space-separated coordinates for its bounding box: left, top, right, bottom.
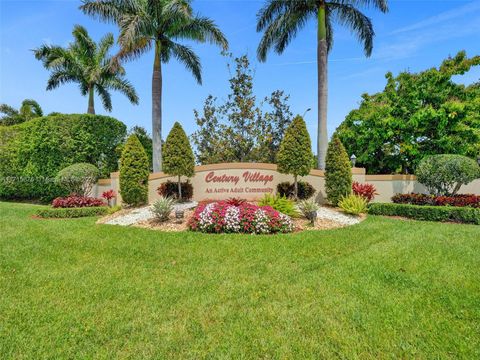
55, 163, 99, 196
277, 115, 313, 199
0, 114, 126, 202
325, 135, 352, 206
36, 206, 108, 218
163, 122, 195, 201
416, 154, 480, 196
151, 197, 175, 222
119, 135, 150, 207
339, 194, 367, 215
277, 181, 315, 200
368, 203, 480, 225
297, 198, 319, 219
107, 205, 122, 214
258, 193, 299, 217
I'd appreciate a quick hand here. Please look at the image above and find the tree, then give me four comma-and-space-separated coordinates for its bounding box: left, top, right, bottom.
256, 0, 388, 170
117, 126, 154, 171
33, 25, 138, 114
277, 115, 313, 199
119, 134, 150, 206
0, 99, 43, 126
192, 54, 293, 164
325, 135, 352, 206
163, 122, 195, 200
81, 0, 228, 173
336, 51, 480, 174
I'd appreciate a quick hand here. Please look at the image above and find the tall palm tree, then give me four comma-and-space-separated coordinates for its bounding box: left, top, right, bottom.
0, 99, 43, 126
80, 0, 229, 172
257, 0, 388, 169
34, 25, 139, 115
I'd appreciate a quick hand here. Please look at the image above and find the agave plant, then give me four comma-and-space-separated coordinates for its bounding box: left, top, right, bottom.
151, 196, 175, 222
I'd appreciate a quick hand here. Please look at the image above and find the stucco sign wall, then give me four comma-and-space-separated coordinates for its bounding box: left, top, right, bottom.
203, 170, 275, 196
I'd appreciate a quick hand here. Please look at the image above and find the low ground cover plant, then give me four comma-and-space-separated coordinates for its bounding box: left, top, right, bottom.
188, 201, 294, 234
157, 180, 193, 201
352, 182, 377, 203
277, 181, 315, 200
36, 206, 109, 218
369, 203, 480, 224
52, 195, 105, 208
258, 193, 299, 217
339, 194, 367, 215
392, 193, 480, 208
151, 197, 175, 222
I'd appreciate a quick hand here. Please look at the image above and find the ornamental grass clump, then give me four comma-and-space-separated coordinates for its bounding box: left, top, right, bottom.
188, 201, 294, 234
298, 198, 320, 219
339, 194, 367, 215
151, 197, 175, 222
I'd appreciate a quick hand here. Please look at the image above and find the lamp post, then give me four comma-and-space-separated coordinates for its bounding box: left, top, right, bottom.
350, 154, 357, 167
302, 108, 311, 118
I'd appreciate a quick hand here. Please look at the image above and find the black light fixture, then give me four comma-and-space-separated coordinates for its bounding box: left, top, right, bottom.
350, 154, 357, 167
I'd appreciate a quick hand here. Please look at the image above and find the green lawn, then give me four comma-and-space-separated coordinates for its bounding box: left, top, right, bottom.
1, 202, 479, 359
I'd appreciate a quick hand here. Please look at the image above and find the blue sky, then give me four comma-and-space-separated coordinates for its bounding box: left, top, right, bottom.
1, 0, 479, 149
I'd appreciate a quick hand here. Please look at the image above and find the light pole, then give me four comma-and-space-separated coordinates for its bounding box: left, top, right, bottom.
350, 154, 357, 167
302, 108, 311, 118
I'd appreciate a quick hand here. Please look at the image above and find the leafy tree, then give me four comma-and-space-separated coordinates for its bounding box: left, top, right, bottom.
117, 126, 154, 171
192, 54, 293, 164
163, 122, 195, 200
325, 135, 352, 206
119, 134, 150, 206
416, 154, 480, 196
336, 51, 480, 174
277, 115, 313, 199
34, 25, 138, 114
0, 99, 43, 126
81, 0, 228, 172
256, 0, 388, 170
55, 163, 100, 197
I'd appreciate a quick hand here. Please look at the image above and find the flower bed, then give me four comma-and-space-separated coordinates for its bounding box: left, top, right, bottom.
391, 193, 480, 208
188, 201, 294, 234
52, 195, 106, 208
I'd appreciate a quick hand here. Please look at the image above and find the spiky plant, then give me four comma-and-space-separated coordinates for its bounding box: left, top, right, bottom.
80, 0, 229, 172
0, 99, 43, 126
33, 25, 138, 114
256, 0, 388, 170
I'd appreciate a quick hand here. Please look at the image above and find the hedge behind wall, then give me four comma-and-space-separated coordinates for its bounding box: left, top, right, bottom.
0, 114, 126, 202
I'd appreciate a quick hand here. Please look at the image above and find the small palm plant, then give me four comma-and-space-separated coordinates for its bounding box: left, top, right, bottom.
151, 197, 175, 222
0, 99, 43, 125
33, 25, 138, 114
80, 0, 229, 172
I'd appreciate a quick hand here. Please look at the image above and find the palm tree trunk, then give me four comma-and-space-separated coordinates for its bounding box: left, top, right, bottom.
152, 42, 162, 173
317, 2, 328, 170
87, 86, 95, 114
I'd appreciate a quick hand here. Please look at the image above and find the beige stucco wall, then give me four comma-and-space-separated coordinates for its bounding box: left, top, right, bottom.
93, 163, 480, 205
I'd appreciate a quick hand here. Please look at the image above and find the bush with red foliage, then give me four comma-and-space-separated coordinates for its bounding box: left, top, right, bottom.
391, 193, 480, 208
102, 190, 116, 201
188, 201, 294, 234
52, 195, 106, 208
225, 197, 247, 206
352, 182, 377, 203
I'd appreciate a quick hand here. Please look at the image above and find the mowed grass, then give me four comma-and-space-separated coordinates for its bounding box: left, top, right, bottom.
1, 202, 479, 359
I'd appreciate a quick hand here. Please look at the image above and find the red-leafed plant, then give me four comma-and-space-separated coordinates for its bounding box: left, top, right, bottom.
102, 190, 116, 206
225, 197, 247, 206
352, 182, 377, 203
52, 195, 105, 208
392, 193, 480, 208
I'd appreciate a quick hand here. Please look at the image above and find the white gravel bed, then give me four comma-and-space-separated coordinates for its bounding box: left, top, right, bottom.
316, 206, 361, 226
105, 201, 197, 226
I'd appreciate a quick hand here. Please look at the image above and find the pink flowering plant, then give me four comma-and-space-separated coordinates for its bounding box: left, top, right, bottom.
188, 201, 294, 234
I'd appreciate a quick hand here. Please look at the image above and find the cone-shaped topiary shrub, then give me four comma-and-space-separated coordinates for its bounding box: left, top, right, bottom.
277, 115, 313, 199
119, 134, 149, 206
325, 135, 352, 206
163, 122, 195, 201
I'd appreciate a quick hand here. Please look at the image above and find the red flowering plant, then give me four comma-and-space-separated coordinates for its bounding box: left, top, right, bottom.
102, 190, 116, 206
52, 195, 105, 208
188, 201, 294, 234
352, 182, 377, 203
392, 193, 480, 208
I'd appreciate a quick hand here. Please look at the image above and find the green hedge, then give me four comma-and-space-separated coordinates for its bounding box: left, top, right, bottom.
368, 203, 480, 225
36, 206, 109, 218
0, 114, 126, 202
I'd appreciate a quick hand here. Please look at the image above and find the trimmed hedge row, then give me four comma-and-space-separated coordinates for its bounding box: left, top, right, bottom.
0, 114, 126, 202
368, 203, 480, 225
36, 206, 109, 219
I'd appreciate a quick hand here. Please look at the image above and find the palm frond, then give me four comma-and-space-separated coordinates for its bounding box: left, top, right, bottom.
168, 41, 202, 84
0, 104, 19, 117
103, 76, 139, 104
256, 0, 289, 32
45, 70, 80, 90
174, 16, 229, 50
20, 99, 43, 117
72, 25, 97, 59
329, 3, 374, 56
334, 0, 388, 13
95, 84, 113, 112
80, 0, 134, 23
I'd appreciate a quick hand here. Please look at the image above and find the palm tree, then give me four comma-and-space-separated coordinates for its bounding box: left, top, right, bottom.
0, 99, 43, 126
257, 0, 388, 170
80, 0, 229, 172
34, 25, 139, 115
